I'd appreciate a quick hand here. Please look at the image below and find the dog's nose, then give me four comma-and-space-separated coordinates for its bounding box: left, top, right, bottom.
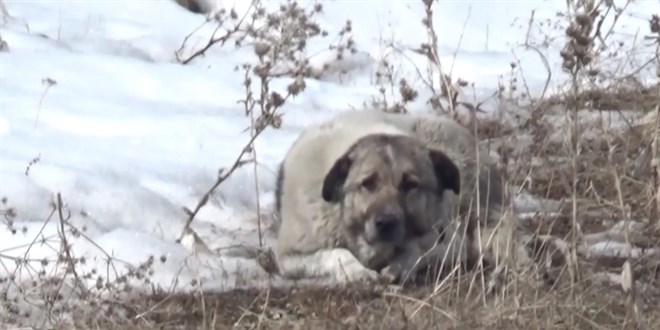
375, 214, 400, 241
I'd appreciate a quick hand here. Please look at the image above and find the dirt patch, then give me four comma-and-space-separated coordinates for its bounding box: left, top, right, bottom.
535, 84, 659, 112
68, 274, 660, 330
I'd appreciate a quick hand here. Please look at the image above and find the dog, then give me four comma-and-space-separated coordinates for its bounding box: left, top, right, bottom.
272, 110, 529, 284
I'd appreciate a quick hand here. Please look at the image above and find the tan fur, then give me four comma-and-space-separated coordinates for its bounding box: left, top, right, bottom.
274, 110, 529, 283
331, 111, 531, 271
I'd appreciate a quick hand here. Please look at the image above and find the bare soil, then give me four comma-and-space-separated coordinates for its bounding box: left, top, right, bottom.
79, 272, 660, 330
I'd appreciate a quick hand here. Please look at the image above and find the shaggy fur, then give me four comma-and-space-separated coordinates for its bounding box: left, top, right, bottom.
273, 110, 529, 283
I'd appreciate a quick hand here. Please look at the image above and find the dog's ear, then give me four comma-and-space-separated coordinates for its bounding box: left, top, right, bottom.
428, 149, 460, 195
322, 154, 352, 203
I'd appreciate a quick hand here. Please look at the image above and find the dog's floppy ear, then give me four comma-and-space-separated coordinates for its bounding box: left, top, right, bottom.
428, 149, 460, 195
322, 154, 352, 203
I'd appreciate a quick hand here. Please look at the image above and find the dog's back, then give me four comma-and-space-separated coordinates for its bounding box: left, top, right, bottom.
272, 109, 534, 284
320, 110, 505, 224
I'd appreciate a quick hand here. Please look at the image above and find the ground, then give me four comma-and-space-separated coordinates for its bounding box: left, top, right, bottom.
71, 275, 660, 329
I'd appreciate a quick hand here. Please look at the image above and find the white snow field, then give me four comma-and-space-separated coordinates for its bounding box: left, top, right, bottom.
0, 0, 658, 305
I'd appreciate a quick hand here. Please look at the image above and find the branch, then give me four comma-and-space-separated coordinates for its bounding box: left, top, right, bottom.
176, 2, 256, 65
175, 101, 288, 244
56, 193, 89, 299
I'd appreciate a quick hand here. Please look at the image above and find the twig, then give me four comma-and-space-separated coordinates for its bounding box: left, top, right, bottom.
6, 207, 58, 283
517, 43, 552, 102
24, 153, 41, 176
249, 84, 264, 248
174, 18, 213, 60
423, 0, 456, 114
34, 77, 57, 129
448, 5, 471, 80
651, 104, 660, 230
55, 193, 88, 299
176, 109, 284, 244
176, 2, 256, 65
176, 137, 258, 243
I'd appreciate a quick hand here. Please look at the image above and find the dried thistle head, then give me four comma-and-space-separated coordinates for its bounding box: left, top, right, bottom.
398, 78, 418, 103
270, 92, 286, 108
253, 41, 271, 58
256, 248, 279, 275
561, 7, 599, 73
287, 75, 306, 96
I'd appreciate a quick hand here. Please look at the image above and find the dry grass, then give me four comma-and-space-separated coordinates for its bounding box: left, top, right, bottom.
66, 271, 660, 329
535, 84, 659, 113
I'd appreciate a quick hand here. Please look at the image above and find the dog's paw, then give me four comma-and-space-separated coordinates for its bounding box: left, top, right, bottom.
380, 252, 420, 284
342, 264, 381, 283
380, 263, 405, 283
325, 249, 382, 283
524, 234, 572, 287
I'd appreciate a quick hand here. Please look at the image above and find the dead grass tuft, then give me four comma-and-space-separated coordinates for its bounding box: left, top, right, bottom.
536, 83, 659, 112
64, 275, 660, 329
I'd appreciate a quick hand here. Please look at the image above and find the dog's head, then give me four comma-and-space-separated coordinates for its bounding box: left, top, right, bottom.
321, 134, 461, 268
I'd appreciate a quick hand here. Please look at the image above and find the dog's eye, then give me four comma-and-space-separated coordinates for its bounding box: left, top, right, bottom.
400, 176, 419, 192
361, 175, 378, 192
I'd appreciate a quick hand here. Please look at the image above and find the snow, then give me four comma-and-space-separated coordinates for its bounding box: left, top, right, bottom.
0, 0, 658, 306
579, 240, 657, 259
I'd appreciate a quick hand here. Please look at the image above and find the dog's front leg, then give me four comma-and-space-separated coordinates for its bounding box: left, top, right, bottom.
276, 248, 382, 283
381, 221, 469, 283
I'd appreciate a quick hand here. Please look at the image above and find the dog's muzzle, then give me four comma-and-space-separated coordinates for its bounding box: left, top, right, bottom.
374, 213, 400, 241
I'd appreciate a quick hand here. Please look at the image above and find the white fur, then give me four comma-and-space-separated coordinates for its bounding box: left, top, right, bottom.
274, 110, 523, 283
275, 118, 410, 282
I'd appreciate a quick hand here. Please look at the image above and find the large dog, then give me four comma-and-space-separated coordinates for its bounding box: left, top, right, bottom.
273, 110, 527, 283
